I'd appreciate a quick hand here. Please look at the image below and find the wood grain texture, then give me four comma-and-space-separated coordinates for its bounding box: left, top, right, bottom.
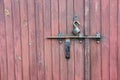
90, 0, 101, 80
11, 0, 23, 79
27, 0, 38, 79
1, 0, 120, 80
74, 0, 84, 80
4, 0, 15, 79
84, 0, 90, 80
51, 0, 60, 80
20, 0, 30, 80
35, 0, 45, 80
0, 0, 7, 80
67, 0, 75, 80
43, 0, 52, 80
110, 0, 118, 80
117, 0, 120, 80
118, 0, 120, 80
101, 0, 110, 80
59, 0, 68, 80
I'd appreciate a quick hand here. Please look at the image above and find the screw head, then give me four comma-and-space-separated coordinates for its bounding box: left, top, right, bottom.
97, 41, 100, 44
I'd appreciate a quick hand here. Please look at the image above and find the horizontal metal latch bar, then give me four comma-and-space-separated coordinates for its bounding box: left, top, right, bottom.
46, 35, 101, 39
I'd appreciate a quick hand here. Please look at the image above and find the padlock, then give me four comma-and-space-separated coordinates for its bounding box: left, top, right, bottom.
72, 17, 81, 36
72, 26, 80, 36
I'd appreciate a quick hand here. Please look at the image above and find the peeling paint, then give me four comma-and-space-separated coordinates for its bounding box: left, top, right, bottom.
4, 9, 10, 16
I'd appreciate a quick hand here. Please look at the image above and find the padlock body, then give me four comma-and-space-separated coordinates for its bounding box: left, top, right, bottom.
72, 27, 80, 35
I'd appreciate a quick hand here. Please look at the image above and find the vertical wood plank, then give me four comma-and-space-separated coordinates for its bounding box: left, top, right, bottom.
0, 0, 7, 80
59, 0, 67, 80
0, 66, 1, 80
4, 0, 15, 79
51, 0, 60, 80
101, 0, 110, 80
11, 0, 23, 79
84, 0, 90, 80
43, 0, 52, 80
35, 0, 45, 80
27, 0, 38, 79
0, 60, 5, 80
90, 0, 101, 80
67, 0, 75, 80
118, 0, 120, 79
20, 0, 30, 80
110, 0, 118, 80
74, 0, 84, 80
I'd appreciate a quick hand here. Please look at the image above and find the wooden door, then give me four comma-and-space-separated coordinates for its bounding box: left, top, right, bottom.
0, 0, 120, 80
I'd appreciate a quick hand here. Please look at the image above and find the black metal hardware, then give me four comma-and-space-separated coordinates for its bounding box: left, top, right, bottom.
72, 26, 80, 36
58, 32, 62, 43
73, 21, 80, 28
47, 33, 101, 60
46, 16, 102, 60
72, 16, 81, 36
65, 39, 70, 59
47, 32, 101, 41
73, 16, 79, 21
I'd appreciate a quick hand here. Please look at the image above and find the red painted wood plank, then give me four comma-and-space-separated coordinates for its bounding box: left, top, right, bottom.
110, 0, 118, 80
51, 0, 60, 80
43, 0, 52, 80
20, 0, 30, 80
67, 0, 75, 80
0, 60, 4, 80
0, 64, 2, 80
11, 0, 23, 80
90, 0, 101, 80
4, 0, 15, 79
59, 0, 67, 80
0, 66, 1, 80
27, 0, 38, 79
118, 0, 120, 79
84, 0, 90, 80
74, 0, 84, 80
35, 0, 45, 80
101, 0, 110, 80
0, 0, 7, 80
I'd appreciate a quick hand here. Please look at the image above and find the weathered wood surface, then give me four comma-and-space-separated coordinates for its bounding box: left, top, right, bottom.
0, 0, 119, 80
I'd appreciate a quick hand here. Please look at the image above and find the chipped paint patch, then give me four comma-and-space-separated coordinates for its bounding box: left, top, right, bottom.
4, 9, 10, 16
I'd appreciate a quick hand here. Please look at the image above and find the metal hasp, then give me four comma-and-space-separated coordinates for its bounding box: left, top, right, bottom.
46, 16, 101, 60
65, 39, 70, 59
47, 32, 101, 60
